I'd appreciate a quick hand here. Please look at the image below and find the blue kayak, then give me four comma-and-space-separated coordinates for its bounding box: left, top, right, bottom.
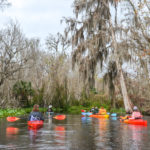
81, 112, 92, 116
111, 113, 117, 117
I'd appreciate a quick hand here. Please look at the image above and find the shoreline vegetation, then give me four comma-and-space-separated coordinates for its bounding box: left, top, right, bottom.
0, 106, 126, 118
1, 104, 149, 118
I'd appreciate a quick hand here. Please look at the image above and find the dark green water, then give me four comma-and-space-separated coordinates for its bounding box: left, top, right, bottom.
0, 115, 150, 150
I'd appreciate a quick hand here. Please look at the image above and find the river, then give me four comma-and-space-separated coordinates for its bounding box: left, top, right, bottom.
0, 115, 150, 150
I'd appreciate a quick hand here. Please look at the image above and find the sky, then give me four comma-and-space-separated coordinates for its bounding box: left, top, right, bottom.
0, 0, 74, 42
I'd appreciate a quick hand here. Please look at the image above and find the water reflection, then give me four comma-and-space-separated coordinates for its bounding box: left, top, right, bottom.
54, 125, 66, 146
97, 118, 108, 139
121, 124, 148, 150
1, 115, 150, 150
6, 127, 19, 138
111, 117, 117, 121
95, 118, 109, 149
81, 116, 92, 124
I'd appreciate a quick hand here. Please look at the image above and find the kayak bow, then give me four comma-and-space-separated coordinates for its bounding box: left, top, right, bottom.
28, 120, 44, 129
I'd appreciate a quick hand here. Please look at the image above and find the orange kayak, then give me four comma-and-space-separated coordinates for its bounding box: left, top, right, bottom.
121, 119, 147, 126
90, 114, 109, 118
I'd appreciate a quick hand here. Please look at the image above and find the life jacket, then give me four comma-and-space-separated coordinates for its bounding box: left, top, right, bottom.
98, 108, 107, 115
131, 112, 142, 119
30, 115, 40, 121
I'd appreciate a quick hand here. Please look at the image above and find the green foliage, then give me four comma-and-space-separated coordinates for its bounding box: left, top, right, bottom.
32, 86, 45, 106
110, 107, 126, 114
67, 105, 88, 114
52, 84, 68, 109
13, 80, 34, 107
0, 108, 26, 117
0, 107, 46, 118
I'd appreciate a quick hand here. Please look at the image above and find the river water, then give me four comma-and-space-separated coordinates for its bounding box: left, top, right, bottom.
0, 115, 150, 150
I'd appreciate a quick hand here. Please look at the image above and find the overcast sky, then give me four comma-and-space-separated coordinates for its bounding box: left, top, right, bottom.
0, 0, 73, 42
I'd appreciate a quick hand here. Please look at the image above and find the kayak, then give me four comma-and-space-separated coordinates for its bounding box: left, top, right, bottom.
123, 119, 147, 126
28, 120, 44, 129
81, 112, 92, 116
7, 117, 20, 122
111, 113, 117, 117
90, 114, 109, 118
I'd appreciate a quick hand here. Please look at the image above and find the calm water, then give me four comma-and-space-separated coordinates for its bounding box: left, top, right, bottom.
0, 115, 150, 150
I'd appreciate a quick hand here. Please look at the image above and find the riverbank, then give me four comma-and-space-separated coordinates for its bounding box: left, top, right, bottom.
0, 106, 126, 118
0, 108, 46, 118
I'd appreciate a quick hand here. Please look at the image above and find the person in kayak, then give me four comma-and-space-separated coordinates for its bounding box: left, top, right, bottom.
47, 105, 54, 116
94, 107, 99, 114
90, 107, 95, 113
130, 106, 143, 119
98, 107, 107, 115
47, 105, 53, 112
28, 104, 44, 121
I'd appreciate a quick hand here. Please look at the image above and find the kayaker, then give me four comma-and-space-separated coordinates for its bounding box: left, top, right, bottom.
28, 104, 44, 121
90, 107, 95, 113
47, 105, 53, 113
94, 107, 99, 114
47, 105, 54, 116
98, 107, 107, 115
130, 106, 143, 119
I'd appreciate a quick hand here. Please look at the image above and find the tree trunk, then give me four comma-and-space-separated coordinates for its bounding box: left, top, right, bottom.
109, 20, 133, 113
119, 69, 133, 113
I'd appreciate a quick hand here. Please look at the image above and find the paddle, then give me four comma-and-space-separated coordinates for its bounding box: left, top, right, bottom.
119, 116, 131, 122
7, 117, 20, 122
53, 115, 66, 120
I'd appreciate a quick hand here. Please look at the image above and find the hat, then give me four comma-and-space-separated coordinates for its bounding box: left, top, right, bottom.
49, 105, 52, 108
133, 106, 138, 111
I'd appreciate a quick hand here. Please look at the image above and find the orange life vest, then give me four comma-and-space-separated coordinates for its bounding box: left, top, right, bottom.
98, 108, 107, 115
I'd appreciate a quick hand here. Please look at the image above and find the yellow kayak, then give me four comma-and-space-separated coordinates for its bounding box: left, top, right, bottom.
90, 114, 109, 118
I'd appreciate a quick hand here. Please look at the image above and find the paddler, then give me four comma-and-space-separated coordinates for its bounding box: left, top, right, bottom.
130, 106, 143, 119
28, 104, 44, 121
98, 107, 107, 115
47, 105, 54, 116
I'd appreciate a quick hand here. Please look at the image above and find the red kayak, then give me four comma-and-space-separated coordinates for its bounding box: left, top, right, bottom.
7, 117, 20, 122
28, 120, 44, 129
122, 119, 147, 126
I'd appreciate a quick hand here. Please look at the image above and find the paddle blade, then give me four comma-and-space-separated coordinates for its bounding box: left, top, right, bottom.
53, 115, 66, 120
7, 117, 20, 122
